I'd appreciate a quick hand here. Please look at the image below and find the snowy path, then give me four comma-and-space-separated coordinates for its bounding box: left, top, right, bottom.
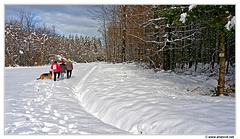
4, 63, 235, 135
4, 64, 128, 134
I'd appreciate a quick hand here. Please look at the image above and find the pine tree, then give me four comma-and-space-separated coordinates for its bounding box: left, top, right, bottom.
187, 5, 235, 95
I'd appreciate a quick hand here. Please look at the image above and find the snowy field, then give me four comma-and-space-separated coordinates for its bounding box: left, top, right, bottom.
4, 62, 235, 135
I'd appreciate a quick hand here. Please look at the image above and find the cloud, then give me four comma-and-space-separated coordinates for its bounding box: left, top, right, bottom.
38, 11, 100, 36
5, 5, 101, 37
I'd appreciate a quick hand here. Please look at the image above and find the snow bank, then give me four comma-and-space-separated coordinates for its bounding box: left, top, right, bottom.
78, 63, 235, 134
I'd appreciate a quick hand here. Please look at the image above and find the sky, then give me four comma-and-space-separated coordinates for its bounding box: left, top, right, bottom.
4, 5, 101, 37
3, 0, 238, 38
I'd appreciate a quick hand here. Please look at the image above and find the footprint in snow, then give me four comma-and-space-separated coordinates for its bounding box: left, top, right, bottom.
45, 105, 51, 111
64, 115, 69, 120
43, 110, 50, 114
59, 120, 66, 124
30, 108, 34, 111
68, 124, 75, 129
52, 116, 58, 120
53, 110, 60, 117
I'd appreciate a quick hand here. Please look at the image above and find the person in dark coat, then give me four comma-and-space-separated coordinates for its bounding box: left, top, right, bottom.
66, 58, 73, 79
60, 61, 67, 80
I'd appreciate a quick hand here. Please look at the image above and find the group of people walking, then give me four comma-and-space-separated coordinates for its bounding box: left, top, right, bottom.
50, 58, 73, 81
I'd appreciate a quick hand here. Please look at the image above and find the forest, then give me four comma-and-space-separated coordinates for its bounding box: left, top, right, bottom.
5, 5, 235, 95
93, 5, 235, 70
5, 9, 105, 66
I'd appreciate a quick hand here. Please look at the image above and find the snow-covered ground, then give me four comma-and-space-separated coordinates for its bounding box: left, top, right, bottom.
4, 62, 235, 135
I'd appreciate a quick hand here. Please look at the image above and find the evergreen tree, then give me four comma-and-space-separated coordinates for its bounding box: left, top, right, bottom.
187, 5, 235, 95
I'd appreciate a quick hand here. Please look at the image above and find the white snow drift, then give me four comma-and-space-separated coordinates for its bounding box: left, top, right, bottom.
4, 62, 235, 135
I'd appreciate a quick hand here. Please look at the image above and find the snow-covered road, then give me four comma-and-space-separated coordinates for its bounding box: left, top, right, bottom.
4, 62, 235, 135
4, 63, 128, 134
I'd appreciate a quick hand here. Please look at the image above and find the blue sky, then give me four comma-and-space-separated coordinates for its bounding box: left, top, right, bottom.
5, 5, 101, 37
3, 0, 238, 37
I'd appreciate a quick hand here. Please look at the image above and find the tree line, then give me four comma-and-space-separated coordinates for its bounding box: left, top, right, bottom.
92, 5, 235, 95
5, 10, 105, 67
93, 5, 235, 70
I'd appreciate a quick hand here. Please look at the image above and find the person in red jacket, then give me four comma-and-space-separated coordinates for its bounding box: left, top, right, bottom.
50, 61, 61, 81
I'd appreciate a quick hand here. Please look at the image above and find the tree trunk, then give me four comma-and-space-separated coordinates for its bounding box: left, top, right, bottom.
216, 32, 226, 96
121, 5, 126, 63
